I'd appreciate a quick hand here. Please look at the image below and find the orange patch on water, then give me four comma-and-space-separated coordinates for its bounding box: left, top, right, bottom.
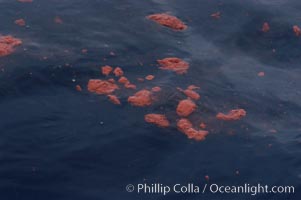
75, 85, 82, 91
128, 89, 152, 107
145, 75, 155, 80
176, 99, 197, 117
177, 118, 208, 141
151, 86, 161, 92
258, 71, 265, 77
262, 22, 270, 32
216, 109, 246, 121
15, 19, 26, 26
107, 95, 121, 105
211, 12, 221, 19
158, 57, 189, 74
0, 35, 22, 57
113, 67, 124, 77
101, 65, 113, 76
87, 79, 119, 94
178, 85, 200, 100
145, 114, 170, 127
54, 16, 63, 24
293, 25, 301, 36
147, 13, 187, 31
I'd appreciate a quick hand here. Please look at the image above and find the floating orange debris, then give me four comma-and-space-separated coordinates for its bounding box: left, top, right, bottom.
124, 83, 136, 89
211, 12, 221, 19
128, 89, 152, 107
147, 13, 187, 31
199, 122, 206, 129
54, 16, 63, 24
145, 75, 155, 80
177, 118, 208, 141
262, 22, 270, 33
258, 71, 265, 77
137, 78, 144, 82
15, 19, 26, 26
178, 85, 200, 100
87, 79, 119, 95
151, 86, 161, 92
113, 67, 124, 77
216, 109, 246, 121
293, 25, 301, 36
81, 49, 88, 54
101, 65, 113, 76
107, 78, 115, 83
0, 35, 22, 57
75, 85, 82, 91
118, 76, 130, 84
107, 95, 121, 105
158, 57, 189, 74
176, 99, 197, 117
144, 114, 170, 128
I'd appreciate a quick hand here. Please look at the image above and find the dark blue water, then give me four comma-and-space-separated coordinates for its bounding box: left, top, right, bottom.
0, 0, 300, 199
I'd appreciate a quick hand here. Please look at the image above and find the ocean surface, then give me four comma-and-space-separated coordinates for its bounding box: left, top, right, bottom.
0, 0, 300, 199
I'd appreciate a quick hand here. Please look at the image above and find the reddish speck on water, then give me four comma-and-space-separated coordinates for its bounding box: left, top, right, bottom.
101, 65, 113, 76
0, 35, 22, 57
151, 86, 161, 92
128, 89, 152, 107
15, 19, 26, 26
178, 85, 200, 100
158, 57, 189, 74
124, 83, 136, 89
87, 79, 119, 94
75, 85, 82, 91
145, 75, 155, 80
81, 49, 88, 54
211, 12, 221, 19
113, 67, 124, 77
144, 114, 170, 127
147, 13, 187, 31
176, 99, 197, 117
216, 109, 246, 121
258, 71, 265, 77
54, 16, 63, 24
177, 118, 208, 141
107, 95, 121, 105
293, 25, 301, 36
118, 76, 129, 84
200, 122, 206, 129
262, 22, 270, 32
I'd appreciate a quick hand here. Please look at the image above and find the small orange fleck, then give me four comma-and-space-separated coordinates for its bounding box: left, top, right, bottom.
101, 65, 113, 76
75, 85, 82, 91
15, 19, 26, 26
87, 79, 119, 95
145, 75, 155, 81
176, 99, 197, 117
262, 22, 270, 33
113, 67, 124, 77
199, 122, 206, 129
145, 114, 170, 127
128, 89, 152, 107
151, 86, 161, 92
107, 95, 121, 105
147, 13, 187, 31
293, 25, 301, 36
211, 12, 221, 19
216, 109, 246, 121
158, 57, 189, 74
54, 16, 63, 24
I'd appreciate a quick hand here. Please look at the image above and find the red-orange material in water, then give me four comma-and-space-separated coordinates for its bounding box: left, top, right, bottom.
128, 89, 152, 107
144, 114, 170, 127
87, 79, 119, 94
177, 118, 208, 141
151, 86, 161, 92
157, 57, 189, 74
0, 35, 22, 57
178, 85, 200, 100
147, 13, 187, 31
107, 95, 121, 105
118, 76, 130, 84
258, 71, 265, 77
262, 22, 270, 32
125, 83, 136, 89
101, 65, 113, 76
75, 85, 82, 91
54, 16, 63, 24
176, 99, 197, 117
293, 25, 301, 36
211, 12, 221, 19
113, 67, 124, 77
15, 19, 26, 26
145, 75, 155, 80
199, 122, 206, 129
216, 109, 246, 121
